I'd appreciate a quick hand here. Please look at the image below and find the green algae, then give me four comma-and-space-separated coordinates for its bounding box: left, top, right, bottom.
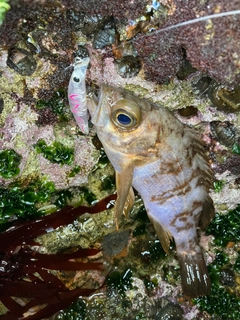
0, 0, 10, 25
195, 205, 240, 319
232, 143, 240, 155
206, 205, 240, 246
68, 165, 81, 177
213, 180, 225, 193
34, 139, 74, 165
56, 299, 87, 320
0, 177, 55, 230
195, 252, 240, 320
0, 149, 21, 179
107, 268, 133, 297
55, 189, 73, 207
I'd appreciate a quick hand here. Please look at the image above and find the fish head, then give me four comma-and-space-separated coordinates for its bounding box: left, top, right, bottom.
88, 85, 164, 159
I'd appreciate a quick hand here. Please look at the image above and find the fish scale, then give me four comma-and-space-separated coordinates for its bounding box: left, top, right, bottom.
87, 84, 215, 298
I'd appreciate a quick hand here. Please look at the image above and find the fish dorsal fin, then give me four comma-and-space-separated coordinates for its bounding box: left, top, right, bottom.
115, 165, 135, 229
183, 127, 215, 228
148, 216, 172, 254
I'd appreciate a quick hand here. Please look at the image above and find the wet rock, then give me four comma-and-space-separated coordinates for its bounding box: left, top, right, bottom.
154, 302, 184, 320
178, 106, 198, 118
102, 230, 130, 258
115, 56, 141, 78
177, 59, 197, 80
93, 28, 116, 49
36, 108, 58, 126
210, 121, 236, 147
7, 47, 37, 76
66, 9, 85, 31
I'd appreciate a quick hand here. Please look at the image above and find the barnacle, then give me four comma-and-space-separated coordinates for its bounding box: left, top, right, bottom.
7, 47, 37, 76
210, 121, 236, 147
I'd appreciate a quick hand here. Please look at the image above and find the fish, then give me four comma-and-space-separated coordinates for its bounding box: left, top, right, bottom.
68, 56, 90, 134
87, 84, 215, 298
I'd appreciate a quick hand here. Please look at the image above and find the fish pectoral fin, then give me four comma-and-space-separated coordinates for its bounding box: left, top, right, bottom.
115, 166, 134, 229
123, 186, 135, 218
148, 216, 172, 254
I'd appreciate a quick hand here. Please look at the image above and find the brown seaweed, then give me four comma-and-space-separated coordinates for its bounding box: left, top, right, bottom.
0, 193, 117, 319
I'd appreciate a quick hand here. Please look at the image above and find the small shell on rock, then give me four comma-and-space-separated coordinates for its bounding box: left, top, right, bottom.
115, 55, 141, 78
93, 29, 116, 49
220, 268, 235, 287
195, 76, 212, 94
102, 230, 130, 258
178, 106, 198, 118
0, 96, 4, 114
7, 47, 37, 76
210, 121, 236, 147
208, 83, 240, 113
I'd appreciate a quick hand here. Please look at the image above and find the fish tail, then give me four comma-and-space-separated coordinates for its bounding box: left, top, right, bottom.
177, 248, 211, 298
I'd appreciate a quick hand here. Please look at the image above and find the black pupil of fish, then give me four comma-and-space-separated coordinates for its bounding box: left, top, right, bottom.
117, 113, 132, 125
73, 77, 80, 83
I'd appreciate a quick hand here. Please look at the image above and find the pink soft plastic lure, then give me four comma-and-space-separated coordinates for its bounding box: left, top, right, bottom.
68, 56, 90, 134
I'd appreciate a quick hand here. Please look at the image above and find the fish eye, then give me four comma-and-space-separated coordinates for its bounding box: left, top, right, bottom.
111, 99, 142, 130
73, 77, 80, 83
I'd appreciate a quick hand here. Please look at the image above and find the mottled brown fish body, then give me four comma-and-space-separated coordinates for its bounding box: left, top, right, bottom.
88, 85, 215, 298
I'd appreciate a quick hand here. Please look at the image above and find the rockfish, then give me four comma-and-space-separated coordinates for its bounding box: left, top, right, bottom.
87, 85, 215, 298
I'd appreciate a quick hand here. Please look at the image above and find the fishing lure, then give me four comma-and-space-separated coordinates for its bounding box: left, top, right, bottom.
68, 56, 90, 134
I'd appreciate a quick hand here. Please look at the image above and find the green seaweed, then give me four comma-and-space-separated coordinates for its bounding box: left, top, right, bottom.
55, 189, 73, 207
101, 175, 115, 191
206, 205, 240, 246
232, 143, 240, 155
143, 276, 158, 292
195, 252, 240, 320
97, 150, 110, 168
68, 165, 81, 177
133, 223, 146, 237
0, 178, 55, 229
0, 149, 21, 179
213, 180, 225, 193
135, 206, 150, 223
34, 139, 74, 165
107, 268, 133, 297
36, 88, 68, 120
56, 299, 87, 320
0, 0, 10, 26
79, 187, 97, 205
147, 239, 166, 263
